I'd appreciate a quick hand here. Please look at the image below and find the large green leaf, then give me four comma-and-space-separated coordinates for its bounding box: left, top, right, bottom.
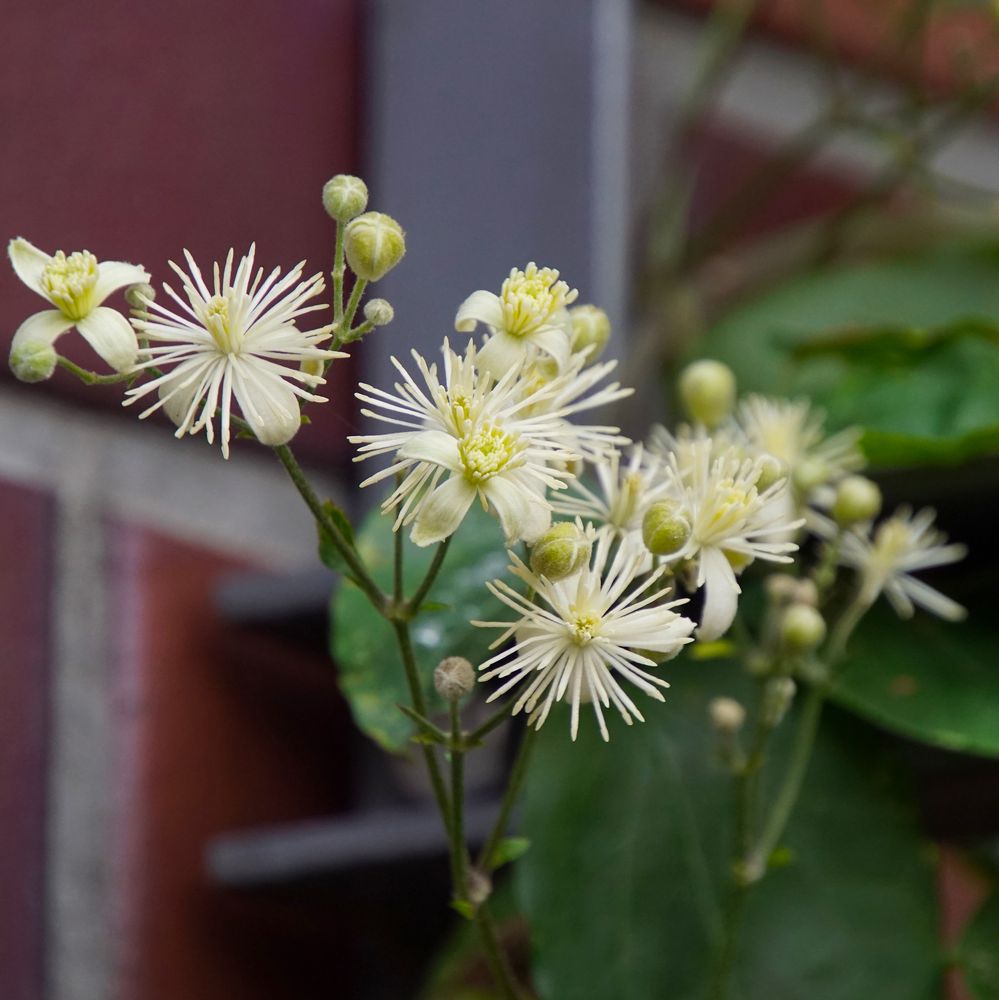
518, 661, 941, 1000
958, 895, 999, 999
331, 504, 511, 752
833, 604, 999, 758
698, 242, 999, 467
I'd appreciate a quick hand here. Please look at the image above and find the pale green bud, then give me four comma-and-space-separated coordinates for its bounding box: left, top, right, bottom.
678, 359, 736, 428
793, 456, 831, 494
642, 499, 691, 557
10, 340, 57, 383
762, 677, 796, 727
832, 475, 882, 526
125, 282, 155, 310
756, 455, 786, 492
530, 522, 591, 581
433, 656, 476, 702
344, 211, 406, 281
363, 298, 394, 327
708, 697, 746, 733
322, 174, 368, 222
780, 604, 826, 653
568, 304, 611, 362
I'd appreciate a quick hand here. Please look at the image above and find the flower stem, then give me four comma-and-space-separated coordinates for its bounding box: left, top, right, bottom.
473, 906, 528, 1000
272, 443, 386, 612
331, 222, 346, 348
342, 276, 368, 338
406, 535, 453, 616
449, 700, 470, 901
57, 356, 133, 385
477, 725, 536, 873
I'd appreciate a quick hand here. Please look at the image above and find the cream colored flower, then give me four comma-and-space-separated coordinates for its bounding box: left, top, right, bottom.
454, 263, 576, 378
8, 237, 149, 373
125, 246, 343, 457
475, 528, 695, 741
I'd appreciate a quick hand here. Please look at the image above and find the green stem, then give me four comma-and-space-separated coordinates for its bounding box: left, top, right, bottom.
406, 535, 453, 615
393, 504, 405, 606
450, 700, 469, 901
477, 725, 536, 873
57, 356, 133, 385
473, 907, 528, 1000
342, 276, 368, 338
331, 222, 346, 347
466, 702, 513, 746
273, 443, 386, 612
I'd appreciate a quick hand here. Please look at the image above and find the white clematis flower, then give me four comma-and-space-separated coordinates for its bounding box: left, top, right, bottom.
454, 262, 576, 378
124, 245, 344, 458
839, 506, 966, 621
350, 338, 629, 547
8, 236, 150, 373
474, 528, 695, 741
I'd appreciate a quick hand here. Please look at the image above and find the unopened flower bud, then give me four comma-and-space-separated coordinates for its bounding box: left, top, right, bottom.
530, 522, 591, 581
125, 282, 155, 310
762, 677, 796, 726
10, 340, 57, 383
793, 457, 830, 494
434, 656, 476, 702
756, 455, 786, 492
832, 475, 881, 526
780, 604, 826, 653
467, 868, 492, 906
765, 573, 798, 604
792, 578, 819, 608
344, 211, 406, 282
709, 697, 746, 733
322, 174, 368, 222
568, 304, 611, 362
642, 499, 691, 557
363, 298, 394, 327
678, 359, 736, 428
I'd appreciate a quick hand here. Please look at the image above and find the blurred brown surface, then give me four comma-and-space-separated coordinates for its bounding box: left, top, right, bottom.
0, 483, 52, 1000
0, 0, 363, 466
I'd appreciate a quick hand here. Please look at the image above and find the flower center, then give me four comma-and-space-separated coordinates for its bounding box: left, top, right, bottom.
457, 422, 520, 483
610, 471, 645, 528
871, 518, 912, 568
499, 263, 577, 338
698, 479, 757, 543
569, 610, 601, 645
202, 294, 243, 354
41, 250, 99, 320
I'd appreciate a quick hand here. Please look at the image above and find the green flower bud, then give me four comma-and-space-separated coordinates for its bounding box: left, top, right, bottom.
530, 522, 591, 581
756, 455, 786, 492
678, 359, 736, 428
322, 174, 369, 222
125, 282, 155, 311
832, 475, 882, 526
344, 211, 406, 282
363, 298, 395, 327
568, 304, 611, 362
762, 677, 796, 727
708, 696, 746, 733
433, 656, 476, 702
10, 340, 57, 383
793, 456, 832, 494
780, 603, 826, 653
642, 499, 691, 557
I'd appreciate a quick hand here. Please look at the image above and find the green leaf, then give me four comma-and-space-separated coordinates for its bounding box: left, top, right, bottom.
331, 504, 512, 752
958, 895, 999, 999
517, 661, 941, 1000
490, 836, 531, 870
833, 603, 999, 757
316, 500, 356, 575
697, 242, 999, 467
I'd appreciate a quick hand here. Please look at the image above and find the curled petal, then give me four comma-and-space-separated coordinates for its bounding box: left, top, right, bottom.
399, 429, 461, 469
411, 475, 476, 546
233, 362, 302, 448
76, 306, 139, 372
696, 546, 741, 641
8, 237, 52, 298
93, 260, 151, 307
477, 331, 527, 379
484, 475, 550, 544
454, 289, 503, 333
11, 308, 75, 352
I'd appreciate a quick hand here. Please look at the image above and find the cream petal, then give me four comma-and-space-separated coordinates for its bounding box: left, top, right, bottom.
399, 429, 461, 469
477, 331, 527, 379
8, 237, 52, 297
484, 475, 550, 544
454, 290, 503, 333
76, 306, 139, 372
10, 308, 75, 351
232, 363, 302, 447
411, 475, 476, 546
532, 324, 572, 371
696, 546, 741, 641
93, 260, 151, 307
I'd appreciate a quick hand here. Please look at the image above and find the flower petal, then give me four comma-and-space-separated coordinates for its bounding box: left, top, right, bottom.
93, 260, 151, 307
484, 474, 551, 544
10, 308, 75, 352
232, 362, 302, 447
532, 324, 572, 371
399, 429, 461, 468
477, 331, 527, 379
696, 546, 741, 641
454, 290, 503, 333
76, 306, 139, 372
8, 237, 52, 297
411, 475, 476, 546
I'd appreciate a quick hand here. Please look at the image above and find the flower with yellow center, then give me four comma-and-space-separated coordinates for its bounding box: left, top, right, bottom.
8, 236, 150, 374
124, 245, 344, 457
350, 338, 630, 546
475, 528, 695, 741
838, 506, 966, 621
454, 262, 577, 378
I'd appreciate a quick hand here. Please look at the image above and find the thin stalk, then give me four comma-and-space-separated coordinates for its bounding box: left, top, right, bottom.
393, 502, 405, 606
273, 443, 386, 612
342, 276, 368, 338
57, 356, 133, 385
473, 906, 528, 1000
331, 222, 346, 347
406, 535, 453, 615
477, 725, 536, 873
466, 702, 513, 746
450, 700, 469, 901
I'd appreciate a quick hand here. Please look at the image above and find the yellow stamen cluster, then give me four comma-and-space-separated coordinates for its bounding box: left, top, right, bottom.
499, 262, 577, 338
570, 610, 601, 645
202, 294, 242, 354
41, 250, 99, 320
458, 423, 520, 483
